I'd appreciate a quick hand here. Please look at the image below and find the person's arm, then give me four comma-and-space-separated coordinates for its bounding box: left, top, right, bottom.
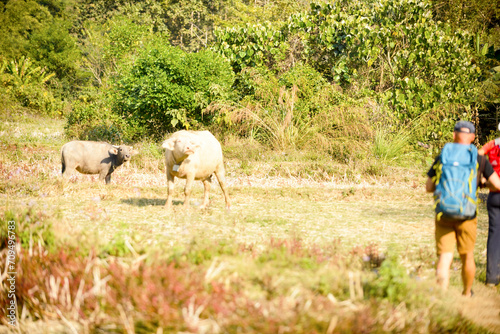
426, 156, 439, 193
426, 177, 435, 192
479, 156, 500, 190
479, 139, 496, 155
487, 173, 500, 191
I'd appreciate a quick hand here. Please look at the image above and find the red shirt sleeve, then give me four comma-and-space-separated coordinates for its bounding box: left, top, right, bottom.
481, 140, 496, 155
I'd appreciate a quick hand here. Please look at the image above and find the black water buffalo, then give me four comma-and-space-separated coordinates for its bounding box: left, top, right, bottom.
61, 141, 136, 184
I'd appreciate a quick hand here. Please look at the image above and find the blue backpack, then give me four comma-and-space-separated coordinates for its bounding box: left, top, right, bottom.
433, 143, 479, 220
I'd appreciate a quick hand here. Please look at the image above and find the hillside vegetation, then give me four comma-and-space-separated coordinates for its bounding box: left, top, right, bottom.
0, 0, 499, 154
1, 0, 500, 332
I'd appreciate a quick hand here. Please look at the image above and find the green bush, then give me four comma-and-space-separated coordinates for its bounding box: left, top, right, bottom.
286, 0, 481, 118
0, 0, 85, 98
0, 56, 62, 117
214, 0, 482, 150
366, 255, 412, 303
111, 43, 235, 140
64, 89, 136, 143
65, 99, 132, 143
27, 18, 83, 96
208, 64, 373, 159
279, 63, 328, 99
213, 22, 287, 73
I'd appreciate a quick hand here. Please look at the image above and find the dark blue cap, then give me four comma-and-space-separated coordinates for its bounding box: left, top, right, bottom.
454, 121, 475, 134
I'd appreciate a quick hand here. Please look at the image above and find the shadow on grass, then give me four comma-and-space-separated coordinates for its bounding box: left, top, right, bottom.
476, 261, 488, 284
478, 192, 488, 203
120, 198, 183, 207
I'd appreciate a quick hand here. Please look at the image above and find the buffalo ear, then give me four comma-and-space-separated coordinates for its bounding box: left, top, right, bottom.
109, 147, 118, 155
162, 139, 175, 150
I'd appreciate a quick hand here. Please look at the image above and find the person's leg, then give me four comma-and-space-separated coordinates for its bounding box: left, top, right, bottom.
460, 252, 476, 296
486, 192, 500, 285
435, 217, 456, 290
456, 217, 478, 296
436, 252, 454, 290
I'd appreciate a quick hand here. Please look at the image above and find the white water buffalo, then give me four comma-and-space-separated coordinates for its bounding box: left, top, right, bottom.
61, 141, 135, 184
162, 130, 230, 210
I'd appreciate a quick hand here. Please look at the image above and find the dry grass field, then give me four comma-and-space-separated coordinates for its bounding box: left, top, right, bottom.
1, 113, 500, 333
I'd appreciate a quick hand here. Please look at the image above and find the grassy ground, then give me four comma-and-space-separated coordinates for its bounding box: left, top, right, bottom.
1, 113, 500, 333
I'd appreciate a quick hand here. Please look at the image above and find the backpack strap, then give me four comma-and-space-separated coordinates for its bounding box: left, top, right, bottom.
477, 155, 486, 186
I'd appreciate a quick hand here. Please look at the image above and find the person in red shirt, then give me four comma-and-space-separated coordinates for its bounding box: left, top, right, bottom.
478, 125, 500, 288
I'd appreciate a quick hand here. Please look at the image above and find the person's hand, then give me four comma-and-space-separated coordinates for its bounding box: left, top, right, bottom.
480, 177, 488, 188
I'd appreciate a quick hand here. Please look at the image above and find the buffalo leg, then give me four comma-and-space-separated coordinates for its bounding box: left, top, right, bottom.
214, 165, 231, 210
165, 172, 175, 209
200, 178, 211, 209
98, 170, 108, 184
183, 174, 195, 208
62, 166, 75, 181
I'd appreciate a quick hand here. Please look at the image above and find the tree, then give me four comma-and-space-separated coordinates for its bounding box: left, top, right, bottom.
28, 18, 81, 88
0, 0, 52, 60
215, 0, 481, 121
0, 0, 84, 97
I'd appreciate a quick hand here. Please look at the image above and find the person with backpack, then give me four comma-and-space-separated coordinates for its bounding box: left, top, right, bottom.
478, 124, 500, 288
426, 121, 500, 297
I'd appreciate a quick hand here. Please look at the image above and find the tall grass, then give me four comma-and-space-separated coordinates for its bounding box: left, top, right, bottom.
240, 107, 318, 152
208, 88, 373, 162
210, 85, 319, 151
373, 126, 412, 162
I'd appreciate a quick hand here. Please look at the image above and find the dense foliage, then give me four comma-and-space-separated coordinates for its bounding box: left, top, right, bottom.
213, 0, 486, 152
0, 0, 84, 96
111, 43, 235, 140
0, 56, 62, 116
0, 0, 499, 157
